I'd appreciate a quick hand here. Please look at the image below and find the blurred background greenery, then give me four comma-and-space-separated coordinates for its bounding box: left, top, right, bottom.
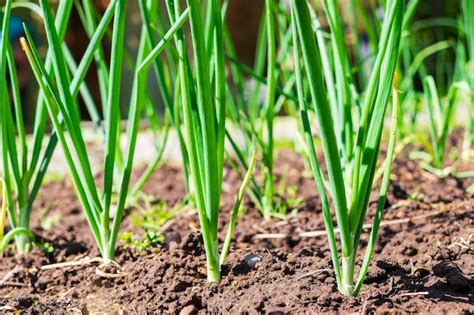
4, 0, 463, 127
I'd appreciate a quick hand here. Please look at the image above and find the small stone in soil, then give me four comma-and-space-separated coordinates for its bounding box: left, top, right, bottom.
165, 232, 182, 248
401, 246, 418, 257
245, 253, 261, 269
179, 304, 197, 315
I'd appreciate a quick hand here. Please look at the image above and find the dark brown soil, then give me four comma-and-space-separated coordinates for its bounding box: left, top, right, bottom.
0, 147, 473, 314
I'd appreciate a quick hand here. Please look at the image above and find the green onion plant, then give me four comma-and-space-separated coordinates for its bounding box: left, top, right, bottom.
74, 0, 173, 201
421, 76, 468, 175
224, 0, 299, 220
412, 3, 474, 177
136, 0, 194, 196
0, 0, 75, 254
222, 0, 277, 219
462, 0, 474, 158
398, 39, 452, 137
20, 0, 150, 261
162, 0, 256, 282
291, 0, 404, 296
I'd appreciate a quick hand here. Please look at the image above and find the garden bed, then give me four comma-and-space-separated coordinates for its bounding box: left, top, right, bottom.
0, 148, 472, 313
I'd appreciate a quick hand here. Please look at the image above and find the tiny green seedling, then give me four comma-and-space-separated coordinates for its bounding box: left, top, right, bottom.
131, 199, 183, 231
408, 192, 424, 201
467, 184, 474, 195
35, 240, 55, 254
119, 231, 163, 256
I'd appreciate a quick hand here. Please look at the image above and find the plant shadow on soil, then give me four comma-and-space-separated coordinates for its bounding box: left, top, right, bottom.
0, 142, 473, 313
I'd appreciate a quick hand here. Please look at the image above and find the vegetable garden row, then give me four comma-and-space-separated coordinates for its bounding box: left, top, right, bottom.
0, 0, 473, 312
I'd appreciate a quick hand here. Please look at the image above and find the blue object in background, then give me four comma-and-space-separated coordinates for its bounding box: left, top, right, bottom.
9, 15, 26, 41
2, 15, 36, 43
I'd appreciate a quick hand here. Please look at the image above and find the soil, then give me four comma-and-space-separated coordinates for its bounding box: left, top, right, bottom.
0, 145, 473, 314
